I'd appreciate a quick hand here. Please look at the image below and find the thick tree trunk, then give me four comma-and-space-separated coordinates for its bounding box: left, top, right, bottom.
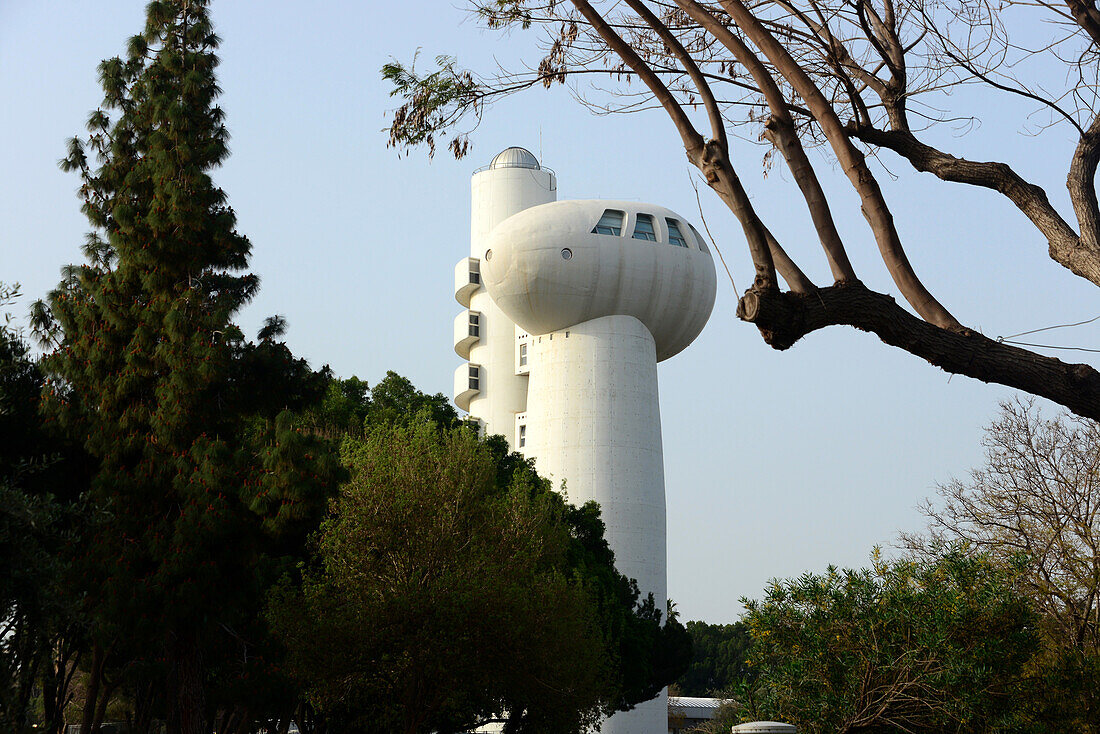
90, 679, 118, 734
43, 638, 79, 734
40, 660, 62, 734
166, 631, 206, 734
130, 679, 156, 734
80, 644, 105, 734
738, 282, 1100, 420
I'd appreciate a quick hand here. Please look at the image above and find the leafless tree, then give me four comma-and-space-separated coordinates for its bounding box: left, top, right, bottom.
903, 400, 1100, 655
385, 0, 1100, 418
900, 401, 1100, 726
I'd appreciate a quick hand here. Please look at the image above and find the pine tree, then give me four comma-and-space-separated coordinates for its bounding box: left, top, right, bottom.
32, 3, 340, 732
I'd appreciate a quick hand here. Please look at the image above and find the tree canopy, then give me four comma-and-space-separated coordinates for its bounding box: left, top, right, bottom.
904, 401, 1100, 730
0, 283, 91, 734
738, 548, 1040, 732
385, 0, 1100, 419
29, 2, 343, 731
675, 620, 751, 697
268, 416, 691, 734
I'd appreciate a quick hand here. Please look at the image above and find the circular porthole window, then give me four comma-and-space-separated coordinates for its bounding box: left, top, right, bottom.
561, 248, 573, 260
485, 249, 493, 261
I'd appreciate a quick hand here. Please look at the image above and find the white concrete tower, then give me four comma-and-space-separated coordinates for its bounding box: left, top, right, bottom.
455, 150, 716, 734
454, 147, 556, 443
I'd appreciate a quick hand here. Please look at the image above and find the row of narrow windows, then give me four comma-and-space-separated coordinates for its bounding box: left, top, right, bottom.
592, 210, 708, 252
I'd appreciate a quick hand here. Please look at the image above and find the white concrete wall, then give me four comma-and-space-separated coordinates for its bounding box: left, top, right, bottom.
463, 165, 556, 442
523, 314, 667, 734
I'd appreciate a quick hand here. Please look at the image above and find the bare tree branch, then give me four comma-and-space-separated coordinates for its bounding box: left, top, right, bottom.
719, 0, 962, 328
739, 283, 1100, 419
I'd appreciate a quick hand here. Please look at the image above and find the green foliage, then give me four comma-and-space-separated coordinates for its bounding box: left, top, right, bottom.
739, 548, 1040, 733
308, 371, 460, 436
269, 413, 691, 734
912, 401, 1100, 731
363, 370, 459, 428
0, 283, 89, 734
1026, 647, 1100, 730
676, 620, 751, 697
33, 2, 343, 729
383, 53, 480, 158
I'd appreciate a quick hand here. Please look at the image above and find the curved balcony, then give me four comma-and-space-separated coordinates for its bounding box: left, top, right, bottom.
454, 257, 481, 307
453, 363, 480, 413
453, 310, 480, 359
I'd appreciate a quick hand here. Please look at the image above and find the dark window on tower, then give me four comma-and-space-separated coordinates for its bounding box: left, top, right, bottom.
468, 365, 480, 391
632, 213, 658, 241
592, 209, 625, 236
666, 218, 688, 247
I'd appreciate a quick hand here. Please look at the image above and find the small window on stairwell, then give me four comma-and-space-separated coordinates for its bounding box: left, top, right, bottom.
632, 213, 658, 241
519, 342, 528, 366
469, 312, 480, 338
519, 424, 526, 448
468, 365, 480, 391
592, 209, 624, 236
469, 259, 481, 285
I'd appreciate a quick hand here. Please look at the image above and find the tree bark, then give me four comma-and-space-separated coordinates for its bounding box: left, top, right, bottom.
166, 631, 206, 734
130, 679, 156, 734
737, 282, 1100, 420
848, 124, 1100, 286
719, 0, 961, 329
80, 644, 105, 734
90, 678, 118, 734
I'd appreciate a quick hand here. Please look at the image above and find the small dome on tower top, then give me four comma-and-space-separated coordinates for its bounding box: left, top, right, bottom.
489, 146, 540, 170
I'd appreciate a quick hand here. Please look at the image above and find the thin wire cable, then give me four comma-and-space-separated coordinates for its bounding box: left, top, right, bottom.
1001, 340, 1100, 354
690, 171, 738, 294
999, 314, 1100, 341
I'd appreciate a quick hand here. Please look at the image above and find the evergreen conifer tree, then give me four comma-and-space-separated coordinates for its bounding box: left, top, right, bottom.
33, 3, 340, 732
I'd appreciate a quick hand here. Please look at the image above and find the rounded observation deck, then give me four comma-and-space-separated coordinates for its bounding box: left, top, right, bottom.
480, 199, 716, 362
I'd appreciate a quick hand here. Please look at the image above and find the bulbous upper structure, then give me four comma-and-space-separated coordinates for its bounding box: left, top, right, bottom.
481, 199, 716, 361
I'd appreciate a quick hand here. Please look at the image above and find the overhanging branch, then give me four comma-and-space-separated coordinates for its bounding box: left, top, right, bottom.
848, 124, 1100, 287
738, 282, 1100, 420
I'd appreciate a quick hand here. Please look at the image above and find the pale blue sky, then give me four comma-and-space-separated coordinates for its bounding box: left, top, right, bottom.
3, 1, 1097, 622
